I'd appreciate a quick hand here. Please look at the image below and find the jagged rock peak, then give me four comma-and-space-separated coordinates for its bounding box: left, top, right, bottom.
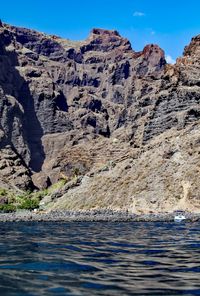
91, 28, 121, 37
142, 44, 165, 56
86, 27, 132, 52
183, 34, 200, 57
142, 44, 166, 67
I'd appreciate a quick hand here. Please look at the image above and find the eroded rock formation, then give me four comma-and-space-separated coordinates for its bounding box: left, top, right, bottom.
0, 23, 199, 212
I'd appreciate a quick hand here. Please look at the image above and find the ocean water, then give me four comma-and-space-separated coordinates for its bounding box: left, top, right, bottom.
0, 222, 200, 296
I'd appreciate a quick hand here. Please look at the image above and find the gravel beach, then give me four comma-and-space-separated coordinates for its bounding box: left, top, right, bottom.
0, 210, 199, 222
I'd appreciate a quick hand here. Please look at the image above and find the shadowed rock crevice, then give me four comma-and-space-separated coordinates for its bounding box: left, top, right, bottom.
17, 81, 45, 172
0, 30, 45, 172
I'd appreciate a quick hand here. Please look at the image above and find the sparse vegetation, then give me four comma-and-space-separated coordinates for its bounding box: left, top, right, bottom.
0, 188, 7, 197
0, 188, 39, 212
48, 179, 67, 192
18, 197, 40, 210
0, 204, 16, 213
0, 178, 69, 213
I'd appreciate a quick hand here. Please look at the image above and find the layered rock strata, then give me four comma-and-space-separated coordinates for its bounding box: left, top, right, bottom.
0, 22, 199, 212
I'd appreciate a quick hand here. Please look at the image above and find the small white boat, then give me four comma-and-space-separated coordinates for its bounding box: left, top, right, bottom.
174, 214, 186, 222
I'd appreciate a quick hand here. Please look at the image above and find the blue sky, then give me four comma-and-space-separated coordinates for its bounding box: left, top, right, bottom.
1, 0, 200, 62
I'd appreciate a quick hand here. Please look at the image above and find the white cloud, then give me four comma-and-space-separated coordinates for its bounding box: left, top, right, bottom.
133, 11, 145, 17
166, 55, 176, 64
150, 30, 155, 35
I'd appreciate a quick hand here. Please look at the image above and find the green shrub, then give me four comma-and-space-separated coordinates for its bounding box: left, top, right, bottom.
47, 179, 67, 193
32, 189, 48, 200
18, 198, 40, 210
0, 188, 7, 197
0, 204, 16, 213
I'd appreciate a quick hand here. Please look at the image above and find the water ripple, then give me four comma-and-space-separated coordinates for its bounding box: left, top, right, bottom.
0, 222, 200, 295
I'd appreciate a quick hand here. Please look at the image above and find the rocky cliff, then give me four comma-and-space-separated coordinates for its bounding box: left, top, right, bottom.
0, 22, 200, 213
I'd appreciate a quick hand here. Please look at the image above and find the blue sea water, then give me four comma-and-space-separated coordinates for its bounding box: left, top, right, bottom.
0, 221, 200, 295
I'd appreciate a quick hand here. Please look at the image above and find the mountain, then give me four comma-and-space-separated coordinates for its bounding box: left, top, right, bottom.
0, 22, 200, 213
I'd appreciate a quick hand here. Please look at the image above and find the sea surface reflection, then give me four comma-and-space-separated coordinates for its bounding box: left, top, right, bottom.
0, 221, 200, 295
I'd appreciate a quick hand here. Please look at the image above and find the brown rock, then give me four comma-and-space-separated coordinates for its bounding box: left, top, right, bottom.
32, 172, 51, 190
0, 197, 8, 205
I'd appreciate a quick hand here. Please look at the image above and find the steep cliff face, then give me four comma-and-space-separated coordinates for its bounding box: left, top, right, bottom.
0, 23, 199, 212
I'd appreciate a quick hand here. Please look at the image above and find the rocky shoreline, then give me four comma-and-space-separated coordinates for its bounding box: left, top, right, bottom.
0, 210, 200, 222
